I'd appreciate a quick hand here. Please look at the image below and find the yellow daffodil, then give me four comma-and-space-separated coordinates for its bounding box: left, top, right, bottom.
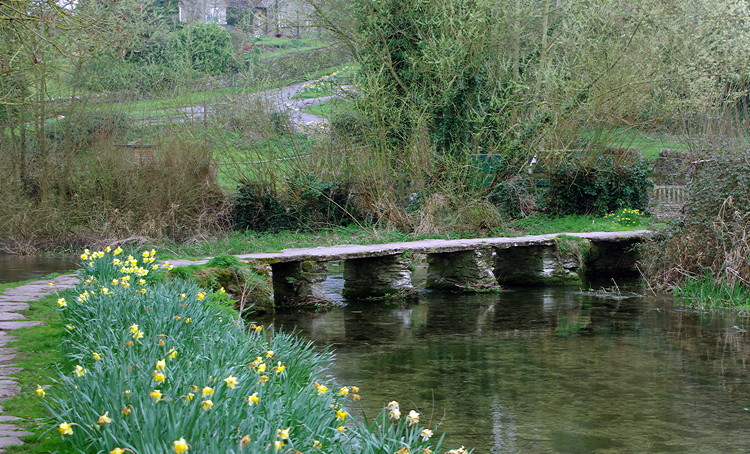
138, 279, 146, 285
93, 352, 101, 361
275, 362, 285, 373
339, 386, 349, 395
121, 405, 133, 415
248, 392, 259, 405
406, 410, 420, 426
123, 390, 130, 397
139, 288, 147, 295
110, 448, 126, 454
201, 399, 213, 411
420, 428, 434, 441
57, 298, 67, 308
184, 392, 194, 401
129, 324, 139, 334
395, 448, 410, 454
65, 324, 75, 331
153, 372, 166, 384
173, 437, 189, 453
257, 363, 267, 373
277, 428, 290, 440
158, 340, 166, 347
353, 393, 361, 401
201, 386, 214, 397
168, 349, 178, 360
316, 384, 328, 395
74, 365, 87, 377
274, 440, 284, 451
258, 375, 270, 384
313, 440, 323, 449
240, 434, 251, 448
149, 389, 162, 401
179, 293, 186, 299
336, 425, 346, 433
97, 412, 112, 425
197, 292, 206, 300
111, 279, 119, 286
335, 409, 347, 421
184, 318, 191, 324
224, 376, 238, 389
48, 282, 55, 287
155, 359, 166, 371
133, 330, 144, 339
58, 422, 73, 435
265, 350, 274, 358
35, 385, 45, 397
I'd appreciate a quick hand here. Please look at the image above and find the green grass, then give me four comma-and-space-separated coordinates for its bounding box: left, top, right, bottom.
508, 213, 660, 235
674, 274, 750, 312
586, 127, 687, 160
303, 98, 351, 119
4, 292, 69, 453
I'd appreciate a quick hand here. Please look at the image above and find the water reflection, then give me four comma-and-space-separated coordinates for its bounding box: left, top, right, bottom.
259, 276, 750, 453
0, 255, 78, 283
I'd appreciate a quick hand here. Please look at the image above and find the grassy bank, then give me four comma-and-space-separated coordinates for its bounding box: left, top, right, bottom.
25, 249, 462, 453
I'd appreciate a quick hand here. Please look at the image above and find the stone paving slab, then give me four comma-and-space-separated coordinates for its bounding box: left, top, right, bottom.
0, 272, 79, 452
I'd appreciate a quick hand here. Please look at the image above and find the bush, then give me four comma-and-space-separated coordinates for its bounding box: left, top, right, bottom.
641, 139, 750, 296
544, 151, 651, 216
46, 111, 130, 149
173, 23, 238, 75
232, 182, 296, 232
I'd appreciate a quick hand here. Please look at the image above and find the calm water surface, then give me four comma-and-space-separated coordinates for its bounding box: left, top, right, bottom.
259, 266, 750, 453
0, 255, 78, 283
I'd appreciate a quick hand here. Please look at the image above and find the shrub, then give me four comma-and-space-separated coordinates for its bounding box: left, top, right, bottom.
173, 23, 238, 75
232, 182, 297, 232
544, 151, 651, 216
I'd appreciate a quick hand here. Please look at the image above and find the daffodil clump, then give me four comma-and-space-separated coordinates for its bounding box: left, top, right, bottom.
39, 248, 464, 453
603, 207, 646, 227
300, 65, 354, 95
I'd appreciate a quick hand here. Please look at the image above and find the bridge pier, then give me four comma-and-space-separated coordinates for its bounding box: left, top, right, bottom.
494, 242, 583, 285
584, 238, 640, 277
342, 254, 413, 299
425, 249, 498, 291
271, 260, 329, 306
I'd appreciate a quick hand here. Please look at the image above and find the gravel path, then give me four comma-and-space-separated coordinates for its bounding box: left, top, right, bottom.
0, 274, 78, 452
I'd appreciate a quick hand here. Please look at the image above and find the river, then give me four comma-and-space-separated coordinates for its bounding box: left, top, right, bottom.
0, 255, 78, 284
258, 264, 750, 453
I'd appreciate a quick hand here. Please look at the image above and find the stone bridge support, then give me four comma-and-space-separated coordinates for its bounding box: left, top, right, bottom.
425, 249, 498, 291
271, 260, 328, 306
494, 243, 583, 285
342, 254, 413, 299
583, 239, 640, 277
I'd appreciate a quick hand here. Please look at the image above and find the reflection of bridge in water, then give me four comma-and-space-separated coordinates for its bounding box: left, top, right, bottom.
174, 230, 652, 306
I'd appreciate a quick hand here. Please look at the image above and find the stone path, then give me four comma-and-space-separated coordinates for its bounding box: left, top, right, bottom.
0, 274, 78, 453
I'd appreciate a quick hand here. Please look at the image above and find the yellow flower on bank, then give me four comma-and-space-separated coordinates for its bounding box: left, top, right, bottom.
201, 399, 213, 411
257, 363, 267, 373
275, 362, 285, 373
184, 318, 192, 324
274, 440, 284, 451
35, 385, 45, 397
122, 405, 133, 415
339, 386, 349, 396
248, 392, 260, 405
153, 372, 166, 384
74, 365, 87, 377
57, 298, 67, 308
201, 386, 214, 397
406, 410, 420, 426
184, 392, 195, 401
58, 422, 73, 435
265, 350, 274, 358
65, 324, 75, 331
224, 375, 238, 389
149, 389, 162, 401
110, 448, 126, 454
179, 293, 187, 299
316, 384, 328, 395
133, 330, 144, 339
97, 412, 112, 425
313, 440, 323, 449
277, 428, 290, 440
173, 437, 189, 453
93, 352, 101, 361
48, 282, 55, 287
336, 425, 346, 433
258, 375, 270, 384
138, 279, 146, 285
395, 448, 410, 454
129, 324, 139, 334
197, 292, 206, 300
240, 434, 251, 448
155, 359, 166, 371
335, 409, 347, 421
168, 349, 178, 360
